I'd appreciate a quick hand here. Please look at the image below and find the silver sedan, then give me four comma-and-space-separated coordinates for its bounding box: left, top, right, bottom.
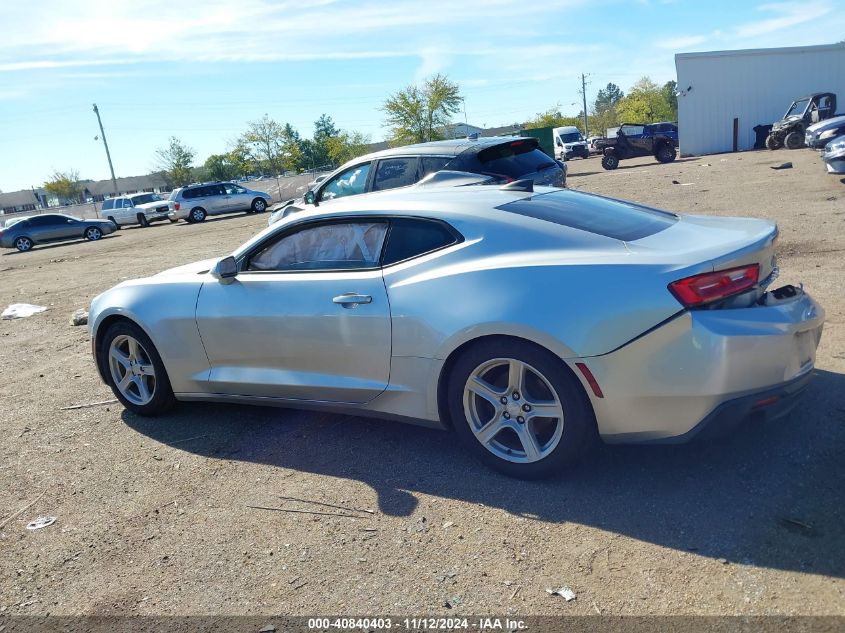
88, 184, 824, 478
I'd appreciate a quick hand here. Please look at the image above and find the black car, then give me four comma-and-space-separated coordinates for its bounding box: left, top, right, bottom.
269, 136, 566, 222
594, 123, 678, 170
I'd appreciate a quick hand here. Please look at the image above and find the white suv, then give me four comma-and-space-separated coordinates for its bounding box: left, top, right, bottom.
100, 193, 172, 227
167, 182, 272, 223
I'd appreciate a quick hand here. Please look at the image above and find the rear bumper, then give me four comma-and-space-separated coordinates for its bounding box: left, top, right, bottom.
582, 287, 824, 443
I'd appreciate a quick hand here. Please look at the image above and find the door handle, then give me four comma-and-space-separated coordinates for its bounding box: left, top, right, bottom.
333, 293, 372, 308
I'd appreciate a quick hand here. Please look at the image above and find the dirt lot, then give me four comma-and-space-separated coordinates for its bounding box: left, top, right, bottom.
1, 148, 843, 617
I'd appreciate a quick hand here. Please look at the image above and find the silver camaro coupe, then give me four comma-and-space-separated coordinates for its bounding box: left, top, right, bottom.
89, 183, 824, 478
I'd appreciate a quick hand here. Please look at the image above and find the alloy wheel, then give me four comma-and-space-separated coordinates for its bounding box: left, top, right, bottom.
15, 237, 32, 252
463, 358, 564, 464
108, 334, 156, 406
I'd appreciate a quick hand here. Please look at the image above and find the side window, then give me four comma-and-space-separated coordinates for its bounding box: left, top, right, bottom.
182, 188, 195, 200
419, 156, 452, 179
247, 221, 388, 272
224, 183, 246, 195
122, 199, 133, 208
319, 163, 371, 201
29, 215, 58, 226
372, 157, 419, 191
382, 218, 459, 266
102, 199, 113, 211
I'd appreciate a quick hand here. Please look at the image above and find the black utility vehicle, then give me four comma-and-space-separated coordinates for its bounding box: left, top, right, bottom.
766, 92, 837, 150
596, 123, 677, 170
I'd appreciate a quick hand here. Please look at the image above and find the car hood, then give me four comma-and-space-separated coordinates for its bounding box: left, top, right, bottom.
806, 114, 845, 133
134, 201, 170, 210
773, 115, 802, 129
156, 257, 219, 276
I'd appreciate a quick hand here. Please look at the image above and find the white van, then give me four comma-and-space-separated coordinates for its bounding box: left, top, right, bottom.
100, 193, 172, 228
553, 126, 589, 160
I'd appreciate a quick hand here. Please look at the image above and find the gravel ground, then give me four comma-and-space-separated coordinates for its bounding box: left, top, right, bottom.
0, 148, 843, 616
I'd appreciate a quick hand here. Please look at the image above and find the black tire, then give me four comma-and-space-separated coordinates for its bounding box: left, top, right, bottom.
446, 339, 595, 479
14, 236, 33, 252
251, 198, 267, 213
107, 216, 120, 230
656, 144, 677, 163
189, 207, 207, 223
765, 134, 782, 150
784, 131, 804, 150
601, 154, 619, 170
99, 320, 176, 416
137, 214, 150, 228
85, 226, 103, 241
169, 218, 179, 223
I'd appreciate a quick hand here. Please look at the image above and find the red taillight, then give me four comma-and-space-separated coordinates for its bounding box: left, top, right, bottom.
668, 264, 760, 308
174, 202, 181, 210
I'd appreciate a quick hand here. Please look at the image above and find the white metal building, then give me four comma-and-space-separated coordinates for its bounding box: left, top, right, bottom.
675, 43, 845, 156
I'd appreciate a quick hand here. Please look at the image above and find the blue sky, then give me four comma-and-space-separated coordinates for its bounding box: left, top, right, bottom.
1, 0, 842, 192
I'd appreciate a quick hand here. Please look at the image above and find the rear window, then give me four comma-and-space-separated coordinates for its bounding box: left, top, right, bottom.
476, 140, 556, 179
497, 190, 677, 241
382, 218, 459, 265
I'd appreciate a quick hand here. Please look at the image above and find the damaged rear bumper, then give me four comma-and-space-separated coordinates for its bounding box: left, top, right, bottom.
581, 286, 824, 444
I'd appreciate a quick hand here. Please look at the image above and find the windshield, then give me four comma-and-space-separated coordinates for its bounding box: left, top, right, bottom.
130, 193, 162, 205
785, 98, 810, 117
559, 132, 583, 143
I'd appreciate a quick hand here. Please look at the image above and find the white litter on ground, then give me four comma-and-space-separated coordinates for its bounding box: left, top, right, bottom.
546, 586, 577, 601
2, 303, 47, 320
26, 516, 57, 530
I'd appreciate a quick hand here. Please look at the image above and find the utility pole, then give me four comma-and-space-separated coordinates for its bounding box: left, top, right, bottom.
92, 104, 119, 197
579, 73, 590, 139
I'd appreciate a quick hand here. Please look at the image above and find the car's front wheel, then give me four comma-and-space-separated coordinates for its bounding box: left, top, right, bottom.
784, 131, 804, 150
14, 236, 33, 252
765, 134, 782, 150
601, 154, 619, 170
137, 214, 150, 227
251, 198, 267, 213
447, 339, 594, 479
85, 226, 102, 241
101, 321, 176, 415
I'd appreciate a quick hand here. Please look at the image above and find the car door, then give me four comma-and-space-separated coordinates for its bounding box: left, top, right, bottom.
202, 184, 228, 215
195, 218, 391, 403
222, 182, 250, 211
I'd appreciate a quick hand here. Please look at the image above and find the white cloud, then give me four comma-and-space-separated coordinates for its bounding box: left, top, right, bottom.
0, 0, 587, 73
736, 1, 832, 37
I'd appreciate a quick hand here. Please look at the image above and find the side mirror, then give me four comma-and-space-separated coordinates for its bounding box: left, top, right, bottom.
304, 190, 317, 205
555, 139, 562, 146
210, 256, 238, 284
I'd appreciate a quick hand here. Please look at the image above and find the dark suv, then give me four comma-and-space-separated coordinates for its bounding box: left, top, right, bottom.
268, 136, 566, 224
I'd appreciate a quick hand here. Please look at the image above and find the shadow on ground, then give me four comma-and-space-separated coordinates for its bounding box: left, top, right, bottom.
124, 368, 845, 578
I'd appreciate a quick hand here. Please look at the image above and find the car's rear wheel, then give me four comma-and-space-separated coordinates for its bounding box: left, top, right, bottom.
601, 154, 619, 170
189, 208, 207, 223
447, 339, 594, 479
101, 321, 175, 416
784, 131, 804, 150
251, 198, 267, 213
765, 134, 782, 150
85, 226, 102, 241
107, 216, 120, 229
137, 214, 150, 227
656, 144, 677, 163
14, 236, 33, 252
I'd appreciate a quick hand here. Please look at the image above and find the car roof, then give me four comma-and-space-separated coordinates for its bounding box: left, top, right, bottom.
356, 136, 533, 161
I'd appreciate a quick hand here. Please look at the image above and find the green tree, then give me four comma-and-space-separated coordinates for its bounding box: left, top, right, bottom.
325, 130, 371, 166
43, 169, 83, 203
155, 137, 195, 187
615, 76, 675, 124
594, 82, 624, 112
662, 80, 678, 120
310, 114, 340, 167
204, 153, 240, 181
524, 105, 583, 131
383, 74, 462, 144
